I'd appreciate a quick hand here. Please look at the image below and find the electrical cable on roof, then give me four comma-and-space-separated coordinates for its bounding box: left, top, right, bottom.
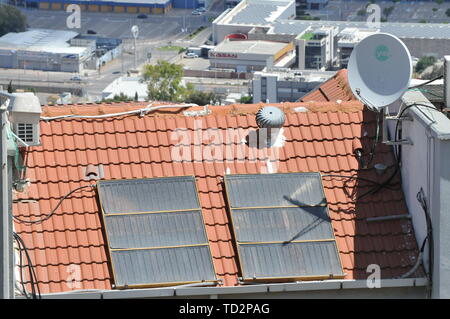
40, 104, 198, 121
357, 102, 438, 200
13, 232, 41, 299
416, 187, 433, 298
408, 75, 443, 89
14, 184, 96, 225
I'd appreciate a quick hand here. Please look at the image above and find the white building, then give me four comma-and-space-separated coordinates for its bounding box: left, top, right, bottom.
252, 68, 334, 103
337, 28, 379, 68
0, 29, 122, 73
209, 39, 296, 72
102, 76, 149, 101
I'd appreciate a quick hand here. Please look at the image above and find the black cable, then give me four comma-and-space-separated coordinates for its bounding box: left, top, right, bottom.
14, 185, 96, 225
321, 174, 399, 190
14, 233, 40, 299
13, 232, 41, 299
408, 75, 443, 89
417, 188, 433, 295
365, 110, 382, 169
357, 103, 438, 200
14, 233, 29, 299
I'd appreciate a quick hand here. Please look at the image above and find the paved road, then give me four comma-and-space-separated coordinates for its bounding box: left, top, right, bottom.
5, 7, 224, 100
315, 0, 450, 23
20, 7, 221, 39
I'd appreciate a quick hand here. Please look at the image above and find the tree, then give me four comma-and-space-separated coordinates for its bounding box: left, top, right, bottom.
185, 90, 220, 105
143, 60, 186, 102
446, 8, 450, 17
415, 56, 436, 74
0, 5, 27, 37
240, 95, 253, 104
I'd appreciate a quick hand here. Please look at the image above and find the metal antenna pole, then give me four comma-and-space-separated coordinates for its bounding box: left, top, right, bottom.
0, 100, 12, 299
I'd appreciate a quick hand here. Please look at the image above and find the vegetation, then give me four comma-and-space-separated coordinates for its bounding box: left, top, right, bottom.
419, 19, 427, 23
185, 90, 220, 105
357, 9, 366, 17
143, 60, 187, 102
187, 26, 206, 40
240, 95, 253, 104
101, 93, 134, 103
0, 5, 27, 37
296, 15, 320, 21
432, 8, 438, 12
446, 8, 450, 17
157, 45, 184, 52
383, 6, 395, 18
415, 56, 437, 74
435, 0, 444, 4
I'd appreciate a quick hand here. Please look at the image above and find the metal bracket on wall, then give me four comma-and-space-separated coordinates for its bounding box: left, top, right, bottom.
382, 106, 414, 146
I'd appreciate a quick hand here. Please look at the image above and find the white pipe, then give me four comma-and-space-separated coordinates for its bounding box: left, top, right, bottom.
41, 104, 198, 121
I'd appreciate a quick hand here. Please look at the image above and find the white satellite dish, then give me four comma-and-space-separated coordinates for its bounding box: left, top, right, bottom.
348, 33, 412, 111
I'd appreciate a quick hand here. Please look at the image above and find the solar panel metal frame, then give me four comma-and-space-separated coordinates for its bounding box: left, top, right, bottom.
224, 172, 345, 282
97, 176, 217, 289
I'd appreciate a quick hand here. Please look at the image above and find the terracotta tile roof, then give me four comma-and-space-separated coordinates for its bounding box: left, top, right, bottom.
300, 69, 358, 103
13, 101, 424, 294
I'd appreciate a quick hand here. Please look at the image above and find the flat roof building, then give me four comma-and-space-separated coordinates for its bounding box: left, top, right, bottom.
213, 0, 450, 58
252, 67, 334, 103
209, 39, 295, 72
0, 29, 122, 73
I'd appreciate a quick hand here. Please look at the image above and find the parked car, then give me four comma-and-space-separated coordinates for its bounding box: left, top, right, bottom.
185, 52, 199, 58
70, 76, 82, 82
137, 14, 148, 19
196, 7, 206, 12
87, 29, 97, 35
191, 10, 201, 15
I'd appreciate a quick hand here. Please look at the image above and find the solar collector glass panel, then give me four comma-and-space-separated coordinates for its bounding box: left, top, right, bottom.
224, 173, 344, 281
97, 176, 216, 288
239, 242, 343, 279
105, 210, 207, 249
232, 207, 334, 242
225, 173, 326, 208
111, 246, 216, 287
99, 176, 200, 214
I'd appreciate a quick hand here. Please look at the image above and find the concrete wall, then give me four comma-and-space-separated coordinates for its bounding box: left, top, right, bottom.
391, 91, 450, 298
401, 38, 450, 59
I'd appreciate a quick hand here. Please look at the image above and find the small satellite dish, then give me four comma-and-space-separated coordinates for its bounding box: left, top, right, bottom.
348, 33, 412, 111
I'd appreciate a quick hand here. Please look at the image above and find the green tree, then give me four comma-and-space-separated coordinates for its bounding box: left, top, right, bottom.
240, 95, 253, 104
143, 60, 186, 102
383, 6, 394, 18
185, 90, 220, 105
435, 0, 444, 4
415, 56, 436, 74
0, 5, 27, 37
446, 8, 450, 17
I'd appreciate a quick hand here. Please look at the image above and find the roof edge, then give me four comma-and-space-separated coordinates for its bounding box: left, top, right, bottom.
22, 278, 428, 299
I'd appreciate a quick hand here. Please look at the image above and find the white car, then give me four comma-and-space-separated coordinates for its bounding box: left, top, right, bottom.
197, 7, 206, 12
192, 10, 202, 15
185, 52, 199, 58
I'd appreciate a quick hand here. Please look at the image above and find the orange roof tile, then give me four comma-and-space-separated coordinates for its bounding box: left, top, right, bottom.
300, 69, 359, 103
13, 101, 423, 294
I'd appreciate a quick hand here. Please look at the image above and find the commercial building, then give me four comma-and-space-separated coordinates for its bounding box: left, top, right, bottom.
213, 0, 450, 59
295, 26, 338, 70
337, 28, 378, 68
212, 0, 296, 44
252, 67, 334, 103
208, 39, 295, 72
26, 0, 173, 14
0, 29, 122, 73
